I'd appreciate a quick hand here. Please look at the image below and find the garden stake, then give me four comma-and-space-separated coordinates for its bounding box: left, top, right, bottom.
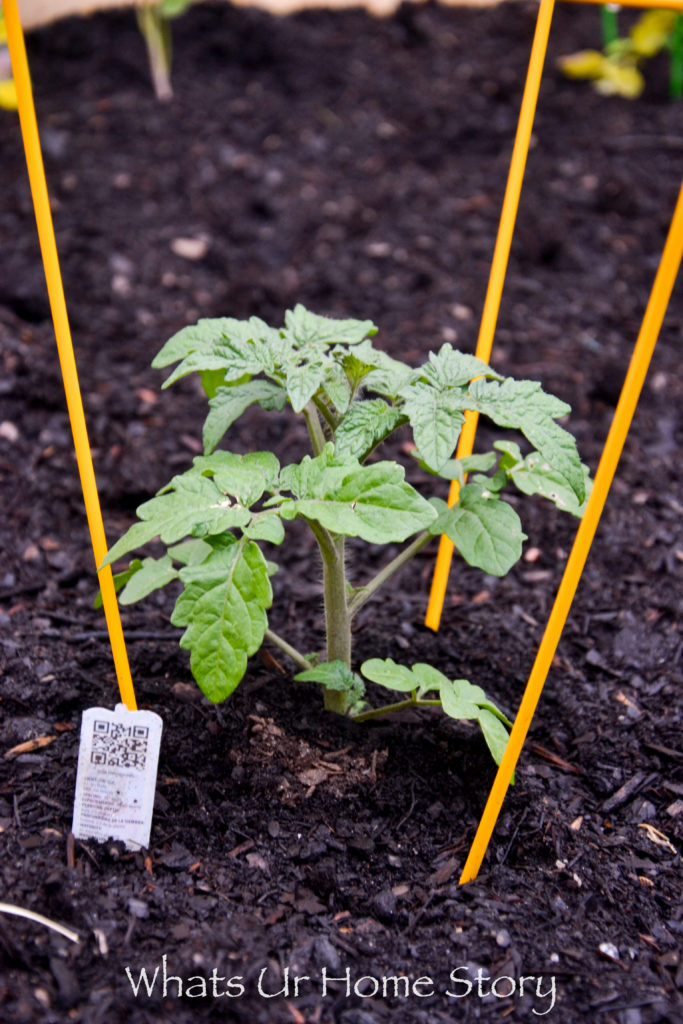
460, 181, 683, 884
425, 0, 555, 631
4, 0, 137, 711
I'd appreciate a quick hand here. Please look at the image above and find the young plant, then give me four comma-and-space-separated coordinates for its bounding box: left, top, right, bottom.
559, 9, 683, 100
136, 0, 193, 101
102, 307, 590, 768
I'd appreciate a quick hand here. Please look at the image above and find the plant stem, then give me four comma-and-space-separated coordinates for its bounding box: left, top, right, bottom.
671, 15, 683, 100
303, 402, 326, 455
136, 5, 173, 101
348, 530, 433, 619
600, 4, 619, 50
321, 535, 352, 713
352, 697, 442, 724
302, 517, 352, 714
264, 628, 314, 673
303, 516, 337, 565
312, 394, 339, 434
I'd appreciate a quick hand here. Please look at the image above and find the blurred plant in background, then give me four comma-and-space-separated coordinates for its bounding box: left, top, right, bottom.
559, 8, 683, 99
0, 6, 18, 110
137, 0, 194, 101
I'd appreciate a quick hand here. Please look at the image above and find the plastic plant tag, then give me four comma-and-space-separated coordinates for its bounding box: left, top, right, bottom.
72, 704, 162, 850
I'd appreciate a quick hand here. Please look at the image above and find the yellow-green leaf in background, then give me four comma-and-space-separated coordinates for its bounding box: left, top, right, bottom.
558, 49, 607, 80
0, 78, 16, 110
595, 59, 644, 98
630, 10, 677, 59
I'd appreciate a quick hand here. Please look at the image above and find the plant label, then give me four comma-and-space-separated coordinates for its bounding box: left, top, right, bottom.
71, 704, 163, 850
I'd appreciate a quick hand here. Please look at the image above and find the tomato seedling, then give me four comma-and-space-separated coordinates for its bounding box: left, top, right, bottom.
103, 307, 590, 767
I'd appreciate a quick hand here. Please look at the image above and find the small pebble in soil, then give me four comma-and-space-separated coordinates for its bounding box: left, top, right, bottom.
127, 898, 149, 919
599, 941, 621, 961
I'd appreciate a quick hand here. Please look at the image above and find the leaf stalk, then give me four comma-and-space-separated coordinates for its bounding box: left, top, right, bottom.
348, 529, 433, 619
264, 628, 314, 673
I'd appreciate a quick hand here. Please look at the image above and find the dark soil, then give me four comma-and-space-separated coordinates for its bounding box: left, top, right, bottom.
1, 2, 681, 1021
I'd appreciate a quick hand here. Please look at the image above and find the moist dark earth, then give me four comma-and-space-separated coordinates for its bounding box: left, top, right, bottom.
1, 1, 682, 1021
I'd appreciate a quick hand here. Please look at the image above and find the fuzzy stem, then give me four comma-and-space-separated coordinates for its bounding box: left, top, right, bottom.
352, 697, 442, 724
264, 628, 314, 673
303, 402, 326, 456
321, 535, 352, 713
348, 530, 433, 619
303, 516, 337, 564
302, 517, 353, 714
312, 394, 339, 434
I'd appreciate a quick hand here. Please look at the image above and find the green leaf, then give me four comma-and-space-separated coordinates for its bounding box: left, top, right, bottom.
355, 340, 415, 399
439, 677, 483, 720
167, 538, 213, 565
400, 380, 466, 472
171, 536, 272, 703
199, 368, 231, 400
467, 378, 585, 504
203, 380, 287, 453
285, 359, 327, 413
243, 512, 285, 545
422, 450, 498, 483
361, 658, 418, 694
341, 352, 376, 390
558, 48, 608, 81
476, 709, 512, 770
361, 660, 512, 768
102, 473, 251, 566
321, 362, 352, 413
192, 451, 280, 506
295, 660, 365, 701
494, 441, 590, 516
152, 318, 237, 368
162, 335, 263, 390
158, 0, 193, 19
429, 484, 526, 576
279, 450, 437, 543
334, 399, 404, 460
421, 344, 502, 389
630, 9, 676, 58
93, 559, 143, 609
119, 554, 179, 605
409, 662, 452, 697
277, 444, 347, 499
153, 316, 280, 389
438, 677, 513, 771
284, 305, 376, 348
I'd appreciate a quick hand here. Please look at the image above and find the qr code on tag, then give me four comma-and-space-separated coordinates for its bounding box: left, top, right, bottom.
91, 720, 149, 770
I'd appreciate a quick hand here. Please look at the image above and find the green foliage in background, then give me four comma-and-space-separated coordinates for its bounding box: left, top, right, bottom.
559, 9, 683, 100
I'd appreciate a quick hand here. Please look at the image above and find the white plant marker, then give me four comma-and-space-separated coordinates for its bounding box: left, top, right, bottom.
72, 704, 162, 850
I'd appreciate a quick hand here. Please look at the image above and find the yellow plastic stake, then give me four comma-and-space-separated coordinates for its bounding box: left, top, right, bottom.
460, 181, 683, 885
4, 0, 137, 711
425, 0, 556, 632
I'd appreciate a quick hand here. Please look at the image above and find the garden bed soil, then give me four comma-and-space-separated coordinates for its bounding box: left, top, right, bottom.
1, 2, 682, 1021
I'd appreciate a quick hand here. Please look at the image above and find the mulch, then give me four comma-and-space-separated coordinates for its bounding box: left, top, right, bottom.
0, 2, 681, 1021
